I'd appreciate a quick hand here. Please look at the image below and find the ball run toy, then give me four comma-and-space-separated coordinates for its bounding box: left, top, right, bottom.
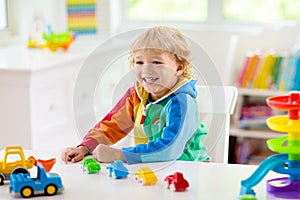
238, 92, 300, 199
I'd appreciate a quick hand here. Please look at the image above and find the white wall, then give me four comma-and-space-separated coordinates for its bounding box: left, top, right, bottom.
6, 0, 300, 85
8, 0, 112, 42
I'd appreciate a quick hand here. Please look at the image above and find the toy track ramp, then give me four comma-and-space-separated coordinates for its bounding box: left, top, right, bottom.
240, 154, 286, 195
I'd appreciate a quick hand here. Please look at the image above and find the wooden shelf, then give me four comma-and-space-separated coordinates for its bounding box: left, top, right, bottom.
230, 127, 283, 139
238, 88, 289, 97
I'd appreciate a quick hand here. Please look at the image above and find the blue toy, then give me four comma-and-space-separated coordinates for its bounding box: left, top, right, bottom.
10, 163, 63, 198
106, 160, 129, 179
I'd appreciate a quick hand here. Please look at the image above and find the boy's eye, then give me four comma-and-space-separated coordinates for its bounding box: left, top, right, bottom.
135, 61, 144, 65
152, 61, 162, 64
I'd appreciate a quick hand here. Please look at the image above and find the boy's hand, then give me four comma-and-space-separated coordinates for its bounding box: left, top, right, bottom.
93, 144, 125, 163
61, 146, 89, 163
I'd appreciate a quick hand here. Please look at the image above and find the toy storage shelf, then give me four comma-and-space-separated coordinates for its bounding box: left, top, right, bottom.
228, 88, 290, 164
230, 127, 283, 139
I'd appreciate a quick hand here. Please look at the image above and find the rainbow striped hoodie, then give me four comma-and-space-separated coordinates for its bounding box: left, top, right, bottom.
79, 78, 208, 164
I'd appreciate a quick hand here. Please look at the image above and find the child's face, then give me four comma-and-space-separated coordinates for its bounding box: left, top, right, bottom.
133, 50, 184, 101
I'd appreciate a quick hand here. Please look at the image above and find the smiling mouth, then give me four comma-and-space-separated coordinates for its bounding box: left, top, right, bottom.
142, 77, 159, 83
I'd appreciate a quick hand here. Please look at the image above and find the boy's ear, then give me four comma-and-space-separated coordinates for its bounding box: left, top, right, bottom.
176, 64, 185, 76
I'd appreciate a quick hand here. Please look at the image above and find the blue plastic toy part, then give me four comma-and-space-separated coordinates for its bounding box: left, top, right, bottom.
237, 194, 257, 200
239, 154, 286, 196
106, 160, 129, 179
10, 163, 63, 198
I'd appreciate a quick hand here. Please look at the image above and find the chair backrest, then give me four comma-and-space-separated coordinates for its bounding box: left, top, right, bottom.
196, 85, 238, 163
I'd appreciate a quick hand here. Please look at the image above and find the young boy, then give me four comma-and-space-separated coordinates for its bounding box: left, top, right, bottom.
61, 26, 208, 164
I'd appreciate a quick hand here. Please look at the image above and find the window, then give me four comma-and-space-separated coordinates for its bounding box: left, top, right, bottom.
0, 0, 8, 31
224, 0, 300, 22
127, 0, 207, 22
125, 0, 300, 24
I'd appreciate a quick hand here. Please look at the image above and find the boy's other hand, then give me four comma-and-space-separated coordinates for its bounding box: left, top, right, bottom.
93, 144, 125, 163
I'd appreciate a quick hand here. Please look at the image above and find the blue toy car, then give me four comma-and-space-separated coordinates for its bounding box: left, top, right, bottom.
10, 163, 63, 198
106, 160, 129, 179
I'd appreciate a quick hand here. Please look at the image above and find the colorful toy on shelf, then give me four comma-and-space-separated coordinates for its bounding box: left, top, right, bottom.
163, 172, 189, 192
42, 30, 76, 52
238, 92, 300, 199
106, 160, 128, 179
81, 158, 101, 174
10, 163, 63, 198
134, 167, 158, 185
27, 24, 76, 52
0, 146, 35, 185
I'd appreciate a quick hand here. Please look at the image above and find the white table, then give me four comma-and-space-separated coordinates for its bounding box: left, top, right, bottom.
0, 150, 286, 200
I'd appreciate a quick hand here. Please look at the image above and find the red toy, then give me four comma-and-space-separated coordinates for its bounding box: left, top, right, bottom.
163, 172, 189, 192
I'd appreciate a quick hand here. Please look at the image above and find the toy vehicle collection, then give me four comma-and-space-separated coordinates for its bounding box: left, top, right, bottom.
10, 163, 63, 198
1, 146, 192, 198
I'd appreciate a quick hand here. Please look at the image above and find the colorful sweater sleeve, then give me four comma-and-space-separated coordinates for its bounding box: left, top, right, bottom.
122, 93, 199, 164
78, 87, 137, 153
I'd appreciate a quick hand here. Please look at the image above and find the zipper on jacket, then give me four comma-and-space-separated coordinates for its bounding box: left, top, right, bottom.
140, 103, 150, 124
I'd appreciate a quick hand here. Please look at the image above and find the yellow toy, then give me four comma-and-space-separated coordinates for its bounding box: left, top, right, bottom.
0, 146, 35, 185
27, 30, 76, 52
134, 167, 158, 185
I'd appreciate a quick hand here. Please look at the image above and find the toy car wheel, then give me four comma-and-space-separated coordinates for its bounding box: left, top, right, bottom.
170, 184, 176, 192
21, 186, 33, 198
163, 181, 169, 188
0, 174, 4, 185
135, 175, 139, 183
106, 169, 110, 177
139, 178, 145, 185
45, 184, 58, 196
12, 168, 29, 175
112, 172, 117, 179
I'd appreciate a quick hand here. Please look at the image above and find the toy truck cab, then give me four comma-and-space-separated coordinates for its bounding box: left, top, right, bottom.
10, 163, 63, 198
0, 146, 35, 185
163, 172, 189, 191
106, 160, 128, 179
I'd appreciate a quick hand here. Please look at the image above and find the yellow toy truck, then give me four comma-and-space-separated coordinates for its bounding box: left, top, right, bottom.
0, 146, 35, 185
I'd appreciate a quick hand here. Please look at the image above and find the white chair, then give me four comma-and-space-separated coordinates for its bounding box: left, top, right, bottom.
197, 85, 238, 163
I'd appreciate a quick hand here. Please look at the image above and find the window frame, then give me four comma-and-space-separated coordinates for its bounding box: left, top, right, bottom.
116, 0, 297, 32
0, 0, 8, 31
0, 0, 12, 44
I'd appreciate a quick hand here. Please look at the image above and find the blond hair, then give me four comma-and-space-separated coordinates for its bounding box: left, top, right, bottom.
130, 26, 194, 79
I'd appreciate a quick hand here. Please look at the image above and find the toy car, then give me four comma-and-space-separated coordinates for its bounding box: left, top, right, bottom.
10, 163, 63, 198
134, 167, 158, 185
81, 158, 101, 174
106, 160, 128, 179
163, 172, 189, 191
0, 146, 35, 185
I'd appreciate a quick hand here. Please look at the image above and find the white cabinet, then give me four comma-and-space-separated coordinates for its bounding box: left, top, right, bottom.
0, 45, 93, 150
